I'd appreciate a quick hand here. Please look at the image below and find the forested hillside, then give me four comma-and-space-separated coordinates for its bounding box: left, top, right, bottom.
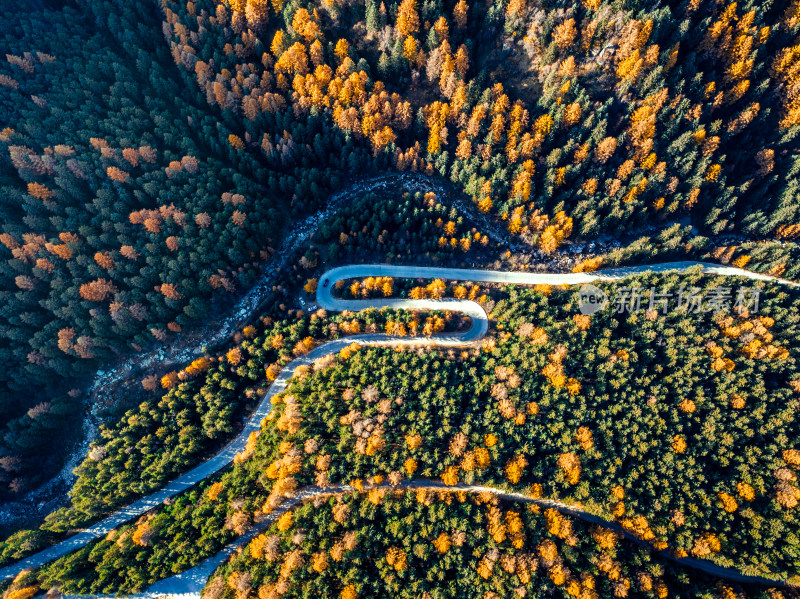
0, 0, 359, 494
209, 491, 764, 599
1, 0, 799, 497
0, 272, 793, 594
1, 0, 800, 595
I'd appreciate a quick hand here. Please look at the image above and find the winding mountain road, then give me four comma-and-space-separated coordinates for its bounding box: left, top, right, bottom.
0, 174, 495, 533
1, 260, 797, 592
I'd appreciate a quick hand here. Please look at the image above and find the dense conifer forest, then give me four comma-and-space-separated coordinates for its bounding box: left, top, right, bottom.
209, 491, 772, 599
1, 0, 800, 596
